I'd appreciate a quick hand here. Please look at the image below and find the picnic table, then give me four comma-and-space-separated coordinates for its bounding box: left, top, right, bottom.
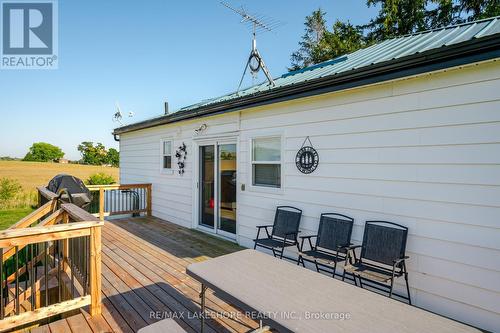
187, 249, 480, 333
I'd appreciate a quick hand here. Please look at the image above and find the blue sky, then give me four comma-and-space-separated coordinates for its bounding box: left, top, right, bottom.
0, 0, 378, 160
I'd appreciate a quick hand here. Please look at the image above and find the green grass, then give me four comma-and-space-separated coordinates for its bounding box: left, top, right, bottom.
0, 207, 35, 230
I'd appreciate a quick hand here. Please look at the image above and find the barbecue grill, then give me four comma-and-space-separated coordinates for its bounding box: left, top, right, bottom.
47, 174, 93, 210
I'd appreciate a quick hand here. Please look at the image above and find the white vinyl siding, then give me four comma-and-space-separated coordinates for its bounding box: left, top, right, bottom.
119, 59, 500, 332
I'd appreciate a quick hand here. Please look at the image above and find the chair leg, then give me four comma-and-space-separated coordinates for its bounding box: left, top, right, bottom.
279, 248, 284, 259
253, 242, 257, 250
296, 256, 302, 266
332, 262, 337, 279
358, 276, 363, 288
314, 261, 320, 273
405, 272, 412, 305
389, 277, 395, 299
353, 275, 358, 286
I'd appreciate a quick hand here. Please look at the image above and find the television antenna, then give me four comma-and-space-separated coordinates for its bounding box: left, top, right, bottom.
220, 1, 280, 91
112, 101, 134, 126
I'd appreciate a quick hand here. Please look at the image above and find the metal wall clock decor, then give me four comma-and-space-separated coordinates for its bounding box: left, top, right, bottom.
175, 142, 187, 175
296, 136, 319, 174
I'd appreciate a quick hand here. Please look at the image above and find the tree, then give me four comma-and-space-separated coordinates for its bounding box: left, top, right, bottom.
366, 0, 500, 40
425, 0, 458, 29
290, 1, 499, 70
77, 142, 108, 165
365, 0, 428, 40
77, 142, 119, 166
106, 148, 119, 167
290, 10, 365, 70
316, 21, 367, 63
459, 0, 500, 20
289, 9, 328, 70
23, 142, 64, 162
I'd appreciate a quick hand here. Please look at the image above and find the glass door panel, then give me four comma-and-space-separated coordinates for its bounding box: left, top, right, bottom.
199, 145, 215, 228
218, 144, 237, 235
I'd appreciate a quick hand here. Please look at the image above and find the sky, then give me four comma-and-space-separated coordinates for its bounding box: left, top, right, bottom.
0, 0, 378, 160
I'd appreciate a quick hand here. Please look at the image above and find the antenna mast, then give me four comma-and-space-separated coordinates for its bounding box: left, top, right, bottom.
221, 1, 278, 90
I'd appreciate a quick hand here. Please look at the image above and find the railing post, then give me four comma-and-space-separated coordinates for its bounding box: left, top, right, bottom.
147, 184, 152, 217
89, 225, 102, 316
62, 212, 69, 274
99, 187, 105, 221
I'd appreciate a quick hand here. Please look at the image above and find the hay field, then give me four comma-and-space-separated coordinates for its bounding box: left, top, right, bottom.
0, 161, 119, 190
0, 161, 119, 228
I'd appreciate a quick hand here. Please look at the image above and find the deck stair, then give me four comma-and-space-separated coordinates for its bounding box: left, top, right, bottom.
0, 195, 103, 332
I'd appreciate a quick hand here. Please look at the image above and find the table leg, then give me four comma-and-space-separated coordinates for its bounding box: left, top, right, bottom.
200, 284, 207, 333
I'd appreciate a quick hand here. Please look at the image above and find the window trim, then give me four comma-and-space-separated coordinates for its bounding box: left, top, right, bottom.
248, 134, 284, 194
160, 138, 174, 174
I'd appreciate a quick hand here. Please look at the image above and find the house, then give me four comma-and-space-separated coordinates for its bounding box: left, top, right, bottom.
56, 158, 69, 164
113, 17, 500, 332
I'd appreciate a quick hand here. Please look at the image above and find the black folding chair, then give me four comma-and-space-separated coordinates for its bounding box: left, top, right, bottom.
297, 213, 353, 278
342, 221, 411, 304
253, 206, 302, 260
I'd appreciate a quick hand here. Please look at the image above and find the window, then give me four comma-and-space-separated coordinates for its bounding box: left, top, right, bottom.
251, 137, 281, 188
162, 140, 172, 170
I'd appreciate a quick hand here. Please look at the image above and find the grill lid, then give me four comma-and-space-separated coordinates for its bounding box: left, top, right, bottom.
47, 174, 93, 208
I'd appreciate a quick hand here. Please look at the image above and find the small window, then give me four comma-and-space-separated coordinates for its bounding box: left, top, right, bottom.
251, 137, 281, 188
162, 140, 172, 170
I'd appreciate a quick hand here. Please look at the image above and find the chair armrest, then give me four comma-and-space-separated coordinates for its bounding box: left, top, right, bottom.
255, 225, 273, 240
393, 256, 410, 264
343, 244, 362, 264
298, 234, 316, 252
299, 234, 318, 240
256, 225, 273, 229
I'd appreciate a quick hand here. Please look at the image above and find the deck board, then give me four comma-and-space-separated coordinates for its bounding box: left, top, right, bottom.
29, 216, 261, 333
66, 313, 94, 333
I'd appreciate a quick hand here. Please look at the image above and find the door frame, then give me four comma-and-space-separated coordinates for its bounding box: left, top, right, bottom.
192, 135, 239, 241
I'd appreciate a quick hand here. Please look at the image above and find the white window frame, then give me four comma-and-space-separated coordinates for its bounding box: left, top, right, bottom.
160, 138, 174, 174
248, 134, 284, 194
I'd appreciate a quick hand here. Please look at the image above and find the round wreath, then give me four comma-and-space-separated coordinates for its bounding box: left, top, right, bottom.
295, 137, 319, 174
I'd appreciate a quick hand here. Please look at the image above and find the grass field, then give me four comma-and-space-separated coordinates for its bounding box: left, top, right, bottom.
0, 207, 35, 230
0, 161, 119, 227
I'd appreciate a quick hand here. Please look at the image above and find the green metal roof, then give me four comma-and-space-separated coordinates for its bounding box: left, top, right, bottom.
115, 16, 500, 135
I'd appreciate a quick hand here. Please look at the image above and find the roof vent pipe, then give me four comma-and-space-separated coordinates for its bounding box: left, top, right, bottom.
164, 102, 169, 115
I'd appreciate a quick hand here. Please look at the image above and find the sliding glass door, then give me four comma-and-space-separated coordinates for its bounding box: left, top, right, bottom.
218, 144, 237, 235
199, 145, 215, 229
198, 141, 237, 238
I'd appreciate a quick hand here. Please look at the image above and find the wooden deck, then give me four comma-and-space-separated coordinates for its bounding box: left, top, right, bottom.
28, 216, 266, 333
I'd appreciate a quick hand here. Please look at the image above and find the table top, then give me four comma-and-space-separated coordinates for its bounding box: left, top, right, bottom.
187, 249, 479, 333
138, 318, 187, 333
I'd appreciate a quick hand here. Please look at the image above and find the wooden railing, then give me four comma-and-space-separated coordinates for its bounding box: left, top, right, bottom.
38, 183, 152, 221
0, 202, 102, 331
86, 184, 152, 220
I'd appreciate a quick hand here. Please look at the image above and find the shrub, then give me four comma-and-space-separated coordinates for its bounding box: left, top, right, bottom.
0, 178, 22, 208
86, 173, 116, 185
